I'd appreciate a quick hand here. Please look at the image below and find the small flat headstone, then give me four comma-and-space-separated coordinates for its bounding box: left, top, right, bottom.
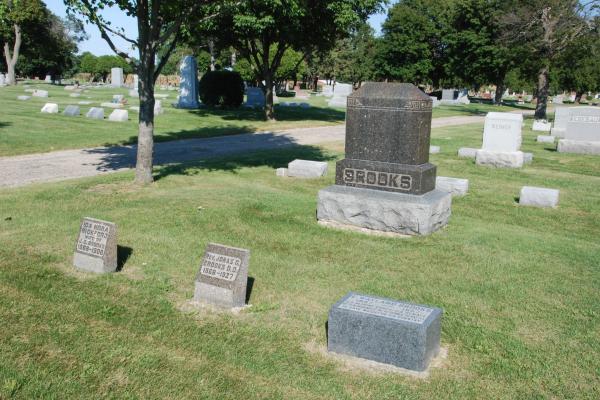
276, 168, 288, 177
328, 292, 442, 371
519, 186, 559, 208
17, 95, 30, 101
63, 105, 80, 117
108, 109, 128, 122
112, 94, 124, 102
77, 101, 92, 105
194, 243, 250, 308
86, 107, 104, 120
33, 90, 49, 98
64, 85, 76, 91
429, 145, 440, 154
457, 147, 478, 158
299, 102, 310, 108
154, 93, 169, 99
537, 135, 555, 143
69, 93, 81, 98
532, 120, 552, 132
100, 102, 123, 109
41, 103, 59, 114
73, 217, 118, 273
436, 176, 469, 196
288, 159, 328, 178
24, 88, 35, 93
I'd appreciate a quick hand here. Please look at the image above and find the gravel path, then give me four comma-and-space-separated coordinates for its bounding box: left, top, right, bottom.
0, 114, 511, 189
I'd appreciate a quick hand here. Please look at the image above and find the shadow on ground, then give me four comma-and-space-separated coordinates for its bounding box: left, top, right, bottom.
189, 105, 346, 124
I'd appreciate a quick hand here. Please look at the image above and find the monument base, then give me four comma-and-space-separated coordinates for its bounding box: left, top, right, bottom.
194, 282, 244, 309
557, 139, 600, 155
73, 253, 117, 274
551, 128, 566, 138
475, 150, 524, 168
316, 185, 451, 236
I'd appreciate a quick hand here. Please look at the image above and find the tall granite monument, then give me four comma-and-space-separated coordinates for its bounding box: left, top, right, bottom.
317, 83, 451, 236
175, 55, 200, 109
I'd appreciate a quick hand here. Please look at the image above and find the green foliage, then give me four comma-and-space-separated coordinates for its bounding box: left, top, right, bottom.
76, 53, 132, 81
552, 30, 600, 96
326, 22, 376, 86
233, 58, 254, 82
199, 70, 245, 107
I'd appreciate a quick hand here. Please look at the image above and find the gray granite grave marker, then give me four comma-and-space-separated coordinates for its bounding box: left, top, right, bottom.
73, 217, 117, 273
176, 56, 200, 109
328, 292, 442, 371
194, 243, 250, 308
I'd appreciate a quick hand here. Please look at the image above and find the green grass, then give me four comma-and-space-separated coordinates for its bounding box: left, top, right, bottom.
1, 121, 598, 399
0, 81, 532, 157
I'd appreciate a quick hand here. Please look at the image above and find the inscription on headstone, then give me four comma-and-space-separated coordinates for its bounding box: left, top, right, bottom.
194, 243, 250, 308
73, 217, 117, 273
338, 294, 433, 324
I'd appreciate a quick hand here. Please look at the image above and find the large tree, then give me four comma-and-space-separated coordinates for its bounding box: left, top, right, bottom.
198, 0, 383, 121
327, 22, 376, 88
64, 0, 221, 185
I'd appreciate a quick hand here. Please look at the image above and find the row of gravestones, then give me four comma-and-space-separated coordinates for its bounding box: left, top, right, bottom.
40, 103, 129, 121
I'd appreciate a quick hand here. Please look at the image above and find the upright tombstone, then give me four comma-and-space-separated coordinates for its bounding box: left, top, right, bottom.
175, 55, 200, 109
558, 106, 600, 155
63, 105, 80, 117
111, 67, 124, 88
441, 89, 455, 101
45, 75, 52, 83
245, 87, 266, 108
133, 74, 139, 90
194, 243, 250, 309
552, 106, 570, 138
317, 83, 452, 236
86, 107, 104, 120
73, 217, 118, 273
475, 112, 524, 168
328, 83, 353, 108
0, 74, 5, 86
328, 292, 442, 372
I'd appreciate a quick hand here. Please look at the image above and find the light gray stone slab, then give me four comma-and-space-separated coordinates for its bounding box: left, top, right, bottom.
77, 101, 92, 105
194, 243, 250, 308
532, 120, 552, 132
108, 109, 128, 122
63, 105, 80, 117
17, 95, 30, 101
276, 168, 288, 177
475, 150, 524, 168
557, 139, 600, 155
69, 93, 81, 98
552, 106, 570, 138
100, 102, 124, 109
73, 217, 118, 273
436, 176, 468, 196
536, 135, 555, 143
523, 152, 533, 164
328, 292, 442, 371
482, 112, 523, 152
154, 100, 164, 115
429, 145, 440, 154
519, 186, 559, 208
41, 103, 58, 113
564, 106, 600, 142
33, 90, 49, 98
288, 159, 328, 178
457, 147, 478, 158
317, 185, 451, 236
111, 67, 124, 87
86, 107, 104, 120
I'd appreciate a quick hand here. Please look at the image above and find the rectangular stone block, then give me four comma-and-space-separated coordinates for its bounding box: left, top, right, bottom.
73, 217, 117, 273
111, 67, 124, 88
246, 87, 265, 108
482, 112, 523, 152
557, 139, 600, 155
194, 243, 250, 308
108, 109, 128, 122
276, 167, 288, 177
328, 292, 442, 371
335, 159, 436, 195
436, 176, 469, 197
100, 102, 124, 109
564, 107, 600, 142
63, 105, 80, 117
86, 107, 104, 120
532, 120, 552, 132
457, 147, 478, 158
33, 90, 49, 98
429, 145, 440, 154
288, 159, 328, 178
519, 186, 559, 208
476, 150, 524, 168
41, 103, 58, 114
17, 95, 30, 101
317, 185, 451, 236
536, 135, 555, 143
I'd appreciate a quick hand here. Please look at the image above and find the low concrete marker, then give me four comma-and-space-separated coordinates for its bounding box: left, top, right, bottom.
436, 176, 469, 197
288, 159, 328, 178
41, 103, 59, 113
63, 105, 80, 117
519, 186, 559, 208
86, 107, 104, 120
108, 109, 128, 122
537, 135, 555, 143
458, 147, 478, 158
429, 145, 440, 154
276, 168, 288, 177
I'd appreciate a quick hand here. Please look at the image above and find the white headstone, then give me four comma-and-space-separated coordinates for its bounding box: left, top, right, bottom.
429, 145, 440, 154
108, 109, 128, 122
430, 96, 440, 107
111, 67, 124, 88
63, 105, 80, 117
322, 85, 334, 97
176, 55, 200, 109
133, 74, 139, 89
154, 100, 164, 115
552, 106, 570, 138
553, 95, 564, 104
536, 135, 555, 143
45, 75, 52, 83
519, 186, 559, 208
457, 147, 478, 158
276, 168, 288, 177
41, 103, 59, 113
532, 120, 552, 132
563, 107, 600, 142
481, 112, 523, 152
77, 101, 93, 105
129, 89, 139, 97
33, 90, 49, 98
441, 89, 455, 101
0, 74, 6, 85
246, 87, 265, 107
86, 107, 104, 120
100, 102, 123, 109
287, 159, 328, 178
436, 176, 469, 197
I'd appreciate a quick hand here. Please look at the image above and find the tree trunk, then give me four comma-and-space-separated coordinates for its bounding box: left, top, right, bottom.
263, 73, 275, 121
134, 58, 155, 185
494, 83, 504, 105
534, 66, 549, 120
209, 39, 216, 71
3, 24, 21, 85
230, 48, 236, 67
575, 91, 584, 104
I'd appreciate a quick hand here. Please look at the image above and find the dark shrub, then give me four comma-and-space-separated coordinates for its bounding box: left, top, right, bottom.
199, 70, 244, 107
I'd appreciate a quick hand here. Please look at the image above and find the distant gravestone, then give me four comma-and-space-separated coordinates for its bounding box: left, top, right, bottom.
476, 112, 524, 168
194, 243, 250, 308
553, 95, 564, 104
73, 217, 118, 273
111, 67, 124, 88
429, 145, 440, 154
63, 105, 80, 117
154, 100, 164, 115
441, 89, 455, 101
536, 135, 555, 143
328, 292, 442, 371
245, 87, 265, 108
287, 159, 328, 178
100, 102, 123, 109
317, 83, 451, 236
558, 106, 600, 154
457, 147, 478, 158
175, 55, 200, 109
0, 74, 5, 85
532, 120, 552, 132
519, 186, 559, 208
41, 103, 59, 113
322, 85, 334, 97
33, 90, 49, 98
108, 109, 128, 122
133, 74, 139, 89
69, 93, 81, 98
328, 83, 353, 108
430, 96, 440, 107
551, 106, 570, 138
86, 107, 104, 119
436, 176, 469, 197
45, 75, 52, 83
17, 95, 30, 101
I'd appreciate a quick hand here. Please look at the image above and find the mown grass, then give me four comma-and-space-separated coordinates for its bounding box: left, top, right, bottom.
1, 121, 598, 399
0, 81, 532, 157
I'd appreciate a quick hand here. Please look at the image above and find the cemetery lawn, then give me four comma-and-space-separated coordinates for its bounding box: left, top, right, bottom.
1, 121, 599, 399
0, 82, 531, 157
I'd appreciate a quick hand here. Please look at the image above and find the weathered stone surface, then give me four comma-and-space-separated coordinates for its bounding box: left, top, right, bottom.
475, 150, 524, 168
194, 243, 250, 308
481, 112, 523, 152
86, 107, 104, 119
537, 135, 555, 143
457, 147, 478, 158
63, 105, 80, 117
429, 145, 440, 154
557, 139, 600, 155
317, 185, 451, 236
288, 159, 328, 178
176, 55, 200, 109
436, 176, 468, 197
564, 106, 600, 142
41, 103, 58, 113
111, 67, 124, 88
108, 109, 128, 122
551, 105, 570, 138
69, 93, 81, 98
73, 217, 118, 273
532, 120, 552, 132
441, 89, 455, 101
246, 87, 265, 108
519, 186, 559, 208
33, 90, 49, 98
328, 292, 442, 371
100, 102, 123, 109
523, 152, 533, 164
276, 168, 288, 177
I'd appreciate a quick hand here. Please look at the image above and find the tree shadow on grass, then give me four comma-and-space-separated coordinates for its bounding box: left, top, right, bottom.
0, 122, 12, 129
117, 245, 133, 272
187, 105, 346, 124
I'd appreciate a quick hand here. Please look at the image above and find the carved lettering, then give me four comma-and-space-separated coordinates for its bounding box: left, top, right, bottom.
343, 168, 412, 191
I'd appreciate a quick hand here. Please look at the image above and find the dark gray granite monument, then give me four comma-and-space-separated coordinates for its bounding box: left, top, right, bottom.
194, 243, 250, 308
328, 292, 442, 371
317, 83, 451, 235
73, 217, 117, 273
